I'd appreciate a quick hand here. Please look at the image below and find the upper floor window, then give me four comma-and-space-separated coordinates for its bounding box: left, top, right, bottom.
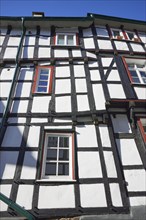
112, 29, 123, 40
55, 33, 78, 46
40, 132, 75, 181
123, 58, 146, 85
32, 66, 53, 94
138, 118, 146, 142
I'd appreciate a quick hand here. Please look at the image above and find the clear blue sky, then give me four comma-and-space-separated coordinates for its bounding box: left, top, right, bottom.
0, 0, 146, 21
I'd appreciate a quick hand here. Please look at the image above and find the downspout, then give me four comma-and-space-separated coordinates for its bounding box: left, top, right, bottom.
0, 17, 25, 140
0, 193, 35, 220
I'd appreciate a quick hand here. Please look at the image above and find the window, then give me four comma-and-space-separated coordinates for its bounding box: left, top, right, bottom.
125, 31, 140, 42
55, 33, 78, 46
138, 118, 146, 142
112, 29, 123, 40
40, 132, 75, 181
123, 58, 146, 84
32, 66, 53, 93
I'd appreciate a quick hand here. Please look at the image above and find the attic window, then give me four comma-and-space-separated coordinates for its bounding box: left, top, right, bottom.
32, 12, 44, 17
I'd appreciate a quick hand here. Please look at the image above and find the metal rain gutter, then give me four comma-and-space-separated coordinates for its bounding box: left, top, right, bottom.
0, 17, 25, 139
0, 193, 35, 220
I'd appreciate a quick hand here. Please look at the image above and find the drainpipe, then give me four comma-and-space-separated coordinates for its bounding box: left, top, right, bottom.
0, 193, 35, 220
0, 17, 25, 141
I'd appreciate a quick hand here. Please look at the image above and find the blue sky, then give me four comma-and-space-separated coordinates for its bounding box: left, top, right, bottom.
0, 0, 146, 21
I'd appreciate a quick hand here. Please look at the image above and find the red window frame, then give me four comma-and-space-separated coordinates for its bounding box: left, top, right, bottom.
138, 118, 146, 143
32, 66, 53, 94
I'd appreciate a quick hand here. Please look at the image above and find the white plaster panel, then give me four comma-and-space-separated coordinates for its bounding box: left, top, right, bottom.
0, 185, 11, 211
38, 185, 75, 208
8, 117, 26, 123
21, 152, 38, 179
54, 49, 69, 57
38, 48, 51, 58
56, 61, 69, 65
15, 82, 31, 97
55, 66, 70, 77
2, 126, 24, 147
11, 100, 29, 113
40, 29, 50, 36
76, 125, 98, 148
73, 61, 84, 65
19, 67, 34, 80
108, 84, 126, 98
16, 185, 34, 209
86, 52, 97, 59
111, 114, 132, 133
124, 169, 146, 192
99, 125, 111, 148
115, 41, 129, 51
74, 65, 85, 77
8, 36, 21, 46
53, 118, 72, 123
138, 33, 146, 43
27, 126, 40, 147
72, 49, 82, 57
31, 97, 51, 113
31, 118, 48, 123
0, 36, 5, 45
55, 79, 71, 94
134, 87, 146, 99
4, 47, 17, 58
84, 38, 95, 49
110, 183, 123, 207
0, 67, 15, 80
104, 151, 117, 177
77, 95, 90, 111
83, 28, 93, 37
116, 139, 142, 165
88, 61, 98, 67
130, 43, 145, 52
0, 100, 7, 113
39, 36, 50, 45
0, 151, 18, 179
106, 69, 121, 81
80, 184, 107, 207
21, 46, 34, 58
130, 197, 146, 206
92, 84, 106, 110
56, 96, 71, 112
44, 126, 72, 130
75, 79, 87, 93
96, 28, 109, 37
98, 40, 113, 49
0, 82, 11, 97
78, 152, 102, 178
23, 36, 36, 45
10, 29, 21, 35
101, 57, 116, 67
90, 69, 101, 81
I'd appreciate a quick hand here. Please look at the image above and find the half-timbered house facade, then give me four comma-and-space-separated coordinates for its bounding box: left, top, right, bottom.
0, 13, 146, 220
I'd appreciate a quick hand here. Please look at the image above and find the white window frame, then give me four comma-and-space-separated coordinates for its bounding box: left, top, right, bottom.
128, 64, 146, 84
41, 132, 74, 181
35, 67, 51, 93
56, 33, 76, 46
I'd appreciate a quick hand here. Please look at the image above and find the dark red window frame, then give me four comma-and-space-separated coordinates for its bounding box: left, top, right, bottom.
138, 118, 146, 143
32, 66, 53, 94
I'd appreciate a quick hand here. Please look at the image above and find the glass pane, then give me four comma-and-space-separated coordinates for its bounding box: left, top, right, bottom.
48, 136, 58, 148
38, 81, 48, 86
132, 77, 140, 83
40, 75, 48, 80
47, 149, 57, 160
142, 78, 146, 84
59, 137, 69, 148
37, 87, 47, 92
129, 70, 137, 77
127, 32, 134, 40
113, 30, 120, 37
45, 163, 56, 175
59, 149, 69, 161
58, 163, 69, 175
40, 69, 49, 75
57, 35, 64, 45
67, 35, 74, 45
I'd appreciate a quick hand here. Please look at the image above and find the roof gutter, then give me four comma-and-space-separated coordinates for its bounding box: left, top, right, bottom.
0, 193, 35, 220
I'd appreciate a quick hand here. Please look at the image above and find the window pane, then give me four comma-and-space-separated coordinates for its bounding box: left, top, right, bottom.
37, 87, 47, 92
59, 149, 69, 161
48, 137, 58, 148
113, 30, 120, 37
40, 75, 48, 80
57, 35, 64, 45
127, 32, 134, 40
45, 163, 56, 175
129, 70, 137, 77
58, 163, 69, 175
59, 137, 69, 148
67, 35, 74, 45
47, 149, 57, 160
40, 69, 49, 75
38, 81, 48, 86
132, 77, 141, 83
